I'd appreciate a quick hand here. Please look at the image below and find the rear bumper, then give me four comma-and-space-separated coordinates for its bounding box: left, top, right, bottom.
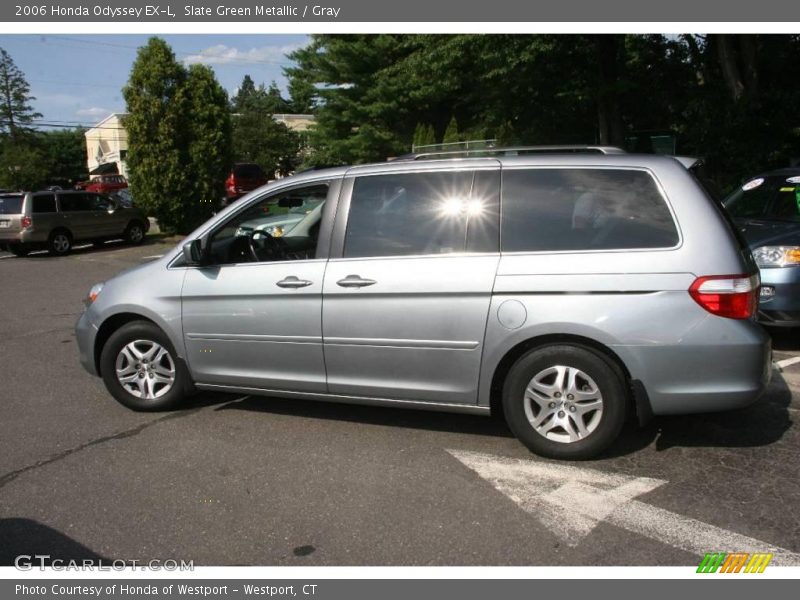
0, 229, 48, 245
615, 319, 772, 416
75, 310, 99, 376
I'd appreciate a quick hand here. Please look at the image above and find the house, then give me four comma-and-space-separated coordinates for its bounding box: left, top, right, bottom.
84, 113, 128, 177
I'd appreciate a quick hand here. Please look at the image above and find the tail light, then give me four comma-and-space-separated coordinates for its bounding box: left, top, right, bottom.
21, 216, 32, 229
689, 274, 759, 319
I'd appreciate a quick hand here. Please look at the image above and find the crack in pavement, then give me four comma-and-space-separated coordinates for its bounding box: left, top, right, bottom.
0, 407, 206, 491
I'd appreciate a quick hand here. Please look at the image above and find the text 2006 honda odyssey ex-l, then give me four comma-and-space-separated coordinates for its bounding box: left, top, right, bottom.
75, 148, 771, 459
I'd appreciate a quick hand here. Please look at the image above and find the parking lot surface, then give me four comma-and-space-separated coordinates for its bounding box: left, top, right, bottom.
1, 240, 799, 566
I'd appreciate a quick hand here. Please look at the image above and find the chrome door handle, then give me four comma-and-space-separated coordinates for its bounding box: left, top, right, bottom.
276, 276, 313, 288
336, 274, 377, 288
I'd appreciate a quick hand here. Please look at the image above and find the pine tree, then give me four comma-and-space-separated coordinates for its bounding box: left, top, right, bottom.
0, 47, 41, 142
231, 74, 301, 178
442, 116, 460, 144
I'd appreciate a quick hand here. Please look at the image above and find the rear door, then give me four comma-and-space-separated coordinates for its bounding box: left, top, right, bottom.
322, 164, 501, 405
57, 192, 101, 240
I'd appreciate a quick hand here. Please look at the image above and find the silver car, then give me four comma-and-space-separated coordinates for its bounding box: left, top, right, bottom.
75, 149, 771, 459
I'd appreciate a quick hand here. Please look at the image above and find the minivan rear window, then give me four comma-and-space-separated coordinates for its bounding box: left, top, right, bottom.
0, 195, 23, 214
501, 168, 679, 252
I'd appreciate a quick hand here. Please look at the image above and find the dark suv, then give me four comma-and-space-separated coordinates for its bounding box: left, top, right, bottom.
0, 190, 149, 256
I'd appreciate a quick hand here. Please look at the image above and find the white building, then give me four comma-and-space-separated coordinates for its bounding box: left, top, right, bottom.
84, 113, 129, 177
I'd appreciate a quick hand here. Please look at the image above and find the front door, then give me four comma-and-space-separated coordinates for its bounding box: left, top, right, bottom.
181, 180, 337, 392
322, 167, 501, 405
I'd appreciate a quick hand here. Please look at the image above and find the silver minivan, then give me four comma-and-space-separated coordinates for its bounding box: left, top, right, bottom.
75, 150, 771, 459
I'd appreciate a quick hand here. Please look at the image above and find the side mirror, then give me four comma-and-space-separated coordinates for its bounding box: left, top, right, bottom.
182, 239, 204, 266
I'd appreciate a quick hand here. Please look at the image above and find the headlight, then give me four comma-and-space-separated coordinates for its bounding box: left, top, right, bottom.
85, 282, 104, 306
752, 246, 800, 268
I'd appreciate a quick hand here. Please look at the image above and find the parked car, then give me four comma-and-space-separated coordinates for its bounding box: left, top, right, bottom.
75, 148, 770, 460
85, 174, 128, 194
224, 163, 268, 205
0, 190, 149, 256
723, 167, 800, 327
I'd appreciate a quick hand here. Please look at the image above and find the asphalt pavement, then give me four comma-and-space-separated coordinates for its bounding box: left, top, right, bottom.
1, 240, 799, 566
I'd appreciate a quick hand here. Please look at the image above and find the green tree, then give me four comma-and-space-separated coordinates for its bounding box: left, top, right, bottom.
0, 47, 41, 142
124, 37, 232, 234
231, 74, 301, 177
183, 64, 232, 226
442, 116, 460, 144
41, 128, 87, 187
412, 122, 435, 149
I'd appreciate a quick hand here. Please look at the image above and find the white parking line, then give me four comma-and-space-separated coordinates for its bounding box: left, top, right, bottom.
448, 449, 800, 565
775, 356, 800, 370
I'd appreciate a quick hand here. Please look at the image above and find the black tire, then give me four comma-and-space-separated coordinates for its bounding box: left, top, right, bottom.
9, 244, 30, 257
125, 221, 146, 245
502, 344, 628, 460
100, 320, 190, 411
47, 229, 72, 255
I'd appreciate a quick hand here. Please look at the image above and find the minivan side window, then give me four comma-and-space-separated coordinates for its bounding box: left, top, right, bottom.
343, 170, 500, 258
59, 193, 96, 212
501, 168, 679, 252
32, 194, 57, 213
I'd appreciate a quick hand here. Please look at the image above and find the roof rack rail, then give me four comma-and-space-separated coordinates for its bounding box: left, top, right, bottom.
393, 145, 627, 161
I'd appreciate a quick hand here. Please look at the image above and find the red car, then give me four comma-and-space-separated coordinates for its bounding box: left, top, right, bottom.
85, 175, 129, 194
225, 163, 268, 204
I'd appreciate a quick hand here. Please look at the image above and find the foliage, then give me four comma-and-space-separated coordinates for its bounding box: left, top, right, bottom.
442, 116, 460, 144
231, 74, 301, 178
285, 34, 800, 191
123, 37, 232, 234
0, 47, 41, 142
412, 122, 436, 149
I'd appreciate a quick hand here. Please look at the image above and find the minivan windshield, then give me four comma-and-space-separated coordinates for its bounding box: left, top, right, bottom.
724, 175, 800, 223
0, 195, 23, 214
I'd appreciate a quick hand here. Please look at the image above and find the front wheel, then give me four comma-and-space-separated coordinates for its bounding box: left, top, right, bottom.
100, 321, 190, 411
502, 344, 628, 460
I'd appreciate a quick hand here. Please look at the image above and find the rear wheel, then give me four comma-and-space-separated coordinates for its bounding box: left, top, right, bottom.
502, 344, 628, 460
48, 230, 72, 256
125, 221, 145, 245
9, 244, 30, 257
100, 320, 189, 411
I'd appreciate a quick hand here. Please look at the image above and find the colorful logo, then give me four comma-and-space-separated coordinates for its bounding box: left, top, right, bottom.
697, 552, 773, 573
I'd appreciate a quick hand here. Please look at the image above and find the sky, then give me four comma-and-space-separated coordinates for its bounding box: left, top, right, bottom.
0, 34, 310, 128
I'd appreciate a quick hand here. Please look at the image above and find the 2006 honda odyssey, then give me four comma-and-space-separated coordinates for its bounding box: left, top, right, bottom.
75, 148, 771, 459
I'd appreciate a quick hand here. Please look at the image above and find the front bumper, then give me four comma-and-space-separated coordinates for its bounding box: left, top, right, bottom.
75, 309, 100, 376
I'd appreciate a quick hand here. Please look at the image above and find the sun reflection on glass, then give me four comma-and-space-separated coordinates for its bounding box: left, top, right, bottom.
440, 197, 485, 217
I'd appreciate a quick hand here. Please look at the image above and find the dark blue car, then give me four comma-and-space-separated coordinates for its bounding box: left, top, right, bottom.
724, 167, 800, 327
